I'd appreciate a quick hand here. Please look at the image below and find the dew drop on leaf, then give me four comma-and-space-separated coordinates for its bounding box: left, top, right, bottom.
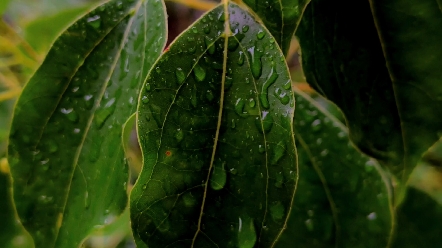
210, 162, 226, 190
237, 216, 256, 248
247, 46, 262, 79
175, 67, 186, 84
242, 25, 249, 33
260, 64, 278, 109
87, 15, 101, 29
257, 29, 265, 39
235, 98, 246, 116
237, 51, 244, 65
193, 64, 206, 82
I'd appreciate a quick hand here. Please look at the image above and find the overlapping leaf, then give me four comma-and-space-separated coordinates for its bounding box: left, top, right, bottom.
242, 0, 309, 55
277, 89, 393, 247
7, 0, 167, 246
296, 0, 442, 184
131, 2, 297, 247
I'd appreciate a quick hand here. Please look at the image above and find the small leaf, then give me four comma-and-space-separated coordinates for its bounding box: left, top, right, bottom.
7, 0, 167, 246
242, 0, 310, 55
276, 89, 393, 247
131, 2, 297, 247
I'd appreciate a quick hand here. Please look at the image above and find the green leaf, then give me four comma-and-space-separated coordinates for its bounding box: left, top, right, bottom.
23, 5, 91, 53
296, 0, 442, 184
242, 0, 310, 55
277, 89, 394, 247
131, 2, 297, 247
368, 0, 442, 182
7, 0, 167, 246
393, 187, 442, 247
0, 159, 34, 248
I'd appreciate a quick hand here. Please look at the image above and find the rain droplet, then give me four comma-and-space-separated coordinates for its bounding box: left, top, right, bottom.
242, 25, 249, 33
193, 64, 206, 82
145, 83, 151, 92
203, 24, 210, 34
235, 98, 246, 116
61, 108, 79, 123
231, 119, 236, 129
255, 111, 273, 133
237, 51, 244, 65
238, 216, 256, 248
206, 90, 214, 102
247, 46, 262, 79
270, 201, 285, 221
305, 219, 314, 231
257, 29, 265, 39
175, 68, 186, 84
210, 162, 226, 190
248, 98, 255, 108
258, 145, 265, 153
175, 129, 184, 142
274, 88, 290, 105
271, 141, 286, 165
205, 37, 215, 54
311, 119, 322, 132
228, 38, 239, 51
260, 64, 278, 109
142, 96, 149, 104
283, 79, 292, 90
87, 15, 101, 29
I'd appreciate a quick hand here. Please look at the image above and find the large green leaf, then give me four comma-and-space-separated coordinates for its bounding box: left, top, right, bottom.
368, 0, 442, 182
242, 0, 309, 55
277, 89, 393, 247
7, 0, 167, 246
131, 2, 297, 247
296, 0, 442, 184
393, 187, 442, 247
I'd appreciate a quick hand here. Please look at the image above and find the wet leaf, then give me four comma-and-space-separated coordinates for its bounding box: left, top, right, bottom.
131, 3, 297, 247
242, 0, 309, 55
277, 89, 394, 247
7, 0, 167, 247
393, 187, 442, 248
296, 0, 442, 185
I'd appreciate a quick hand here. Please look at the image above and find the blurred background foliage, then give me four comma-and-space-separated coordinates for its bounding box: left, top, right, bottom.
1, 0, 442, 247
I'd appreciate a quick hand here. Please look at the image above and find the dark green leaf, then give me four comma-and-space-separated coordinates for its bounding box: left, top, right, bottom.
368, 0, 442, 181
131, 3, 297, 247
277, 89, 393, 247
242, 0, 309, 55
0, 159, 34, 248
7, 0, 167, 246
296, 0, 442, 184
393, 187, 442, 248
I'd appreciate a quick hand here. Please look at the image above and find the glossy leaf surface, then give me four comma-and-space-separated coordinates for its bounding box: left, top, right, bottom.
296, 0, 442, 183
368, 0, 442, 181
277, 89, 393, 247
242, 0, 309, 55
7, 0, 167, 246
131, 3, 297, 247
393, 187, 442, 247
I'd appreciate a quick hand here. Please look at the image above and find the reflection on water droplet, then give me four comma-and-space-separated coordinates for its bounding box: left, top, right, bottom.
274, 88, 290, 105
87, 15, 101, 29
235, 98, 246, 116
367, 212, 377, 220
260, 65, 278, 109
238, 51, 244, 65
210, 162, 226, 190
257, 29, 265, 39
175, 68, 186, 84
238, 216, 256, 248
193, 64, 206, 82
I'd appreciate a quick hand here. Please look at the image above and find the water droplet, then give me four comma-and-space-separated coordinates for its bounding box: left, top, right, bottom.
206, 90, 214, 102
175, 129, 184, 142
367, 212, 377, 220
320, 149, 329, 157
242, 25, 249, 33
235, 98, 246, 116
237, 51, 244, 65
205, 37, 215, 54
193, 64, 206, 82
258, 144, 265, 153
231, 119, 236, 129
281, 79, 291, 90
270, 201, 285, 221
247, 46, 262, 79
95, 99, 116, 128
87, 15, 101, 29
210, 162, 226, 190
47, 140, 58, 153
203, 24, 210, 34
311, 119, 322, 132
337, 131, 346, 139
260, 65, 278, 109
305, 219, 314, 231
248, 98, 255, 108
274, 88, 290, 105
228, 38, 239, 51
257, 29, 265, 39
182, 192, 197, 207
142, 95, 149, 104
255, 111, 273, 133
84, 191, 90, 209
175, 68, 186, 84
61, 108, 79, 123
191, 27, 198, 33
145, 83, 151, 92
218, 11, 225, 22
238, 216, 256, 248
271, 141, 286, 165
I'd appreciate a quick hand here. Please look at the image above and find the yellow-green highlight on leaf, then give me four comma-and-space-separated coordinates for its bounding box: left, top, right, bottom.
131, 2, 297, 247
7, 0, 167, 247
